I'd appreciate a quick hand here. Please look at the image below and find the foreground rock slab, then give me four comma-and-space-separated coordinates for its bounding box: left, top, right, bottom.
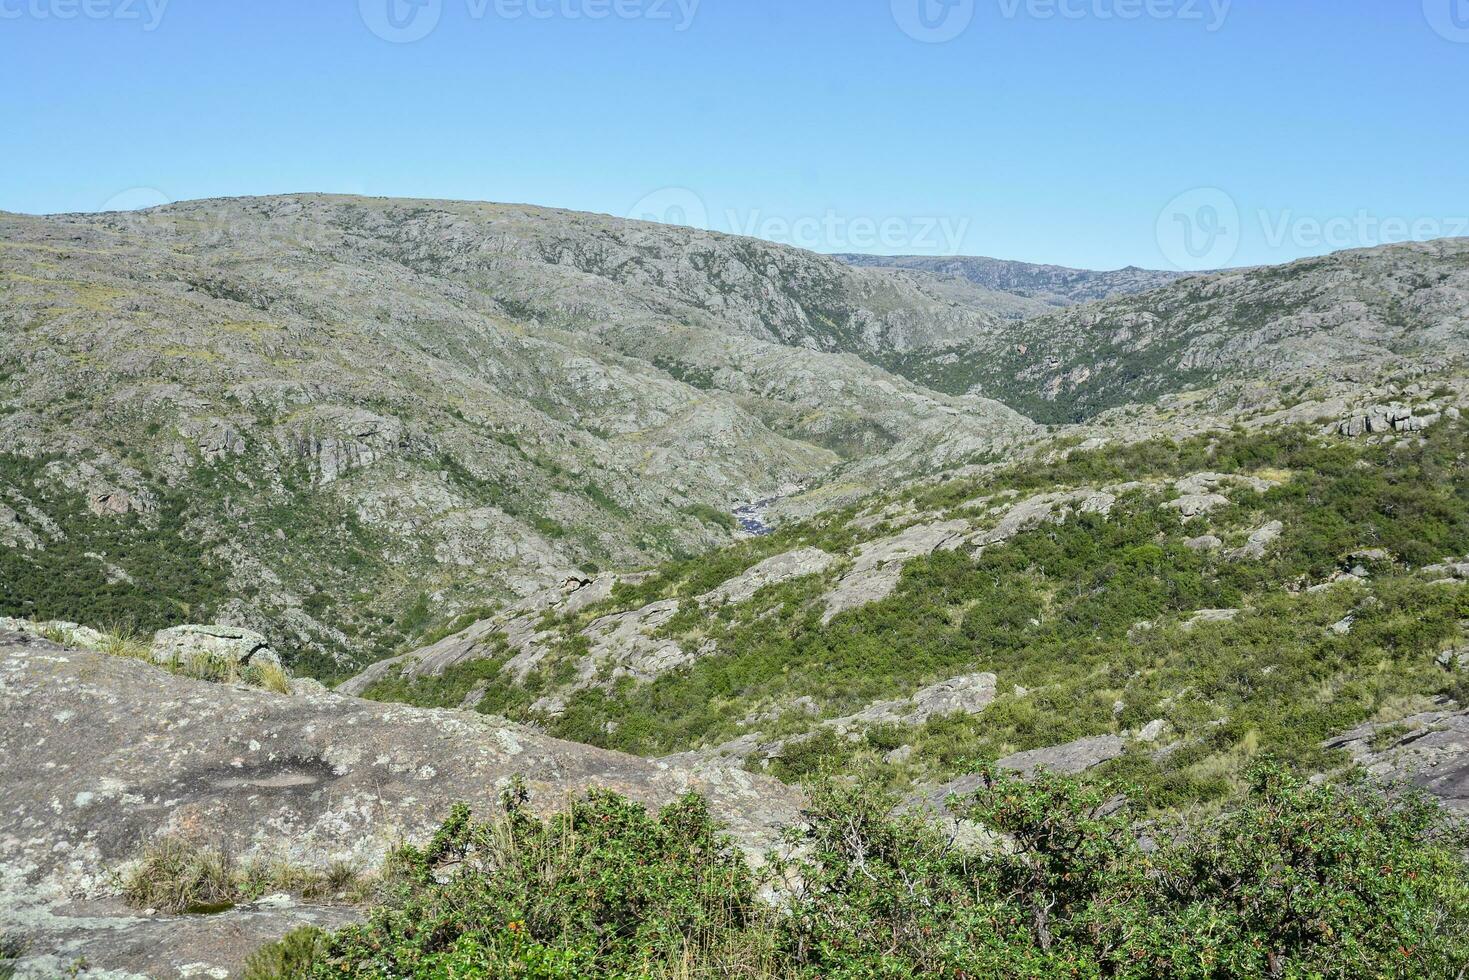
0, 631, 802, 978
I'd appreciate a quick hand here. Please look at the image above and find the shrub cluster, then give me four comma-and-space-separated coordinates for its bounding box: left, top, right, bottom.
247, 767, 1469, 978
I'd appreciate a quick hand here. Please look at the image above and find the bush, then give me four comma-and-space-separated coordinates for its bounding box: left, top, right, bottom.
253, 769, 1469, 978
294, 782, 771, 978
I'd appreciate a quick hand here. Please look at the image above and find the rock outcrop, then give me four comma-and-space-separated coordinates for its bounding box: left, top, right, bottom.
0, 631, 802, 978
1323, 705, 1469, 813
150, 624, 281, 668
829, 672, 998, 731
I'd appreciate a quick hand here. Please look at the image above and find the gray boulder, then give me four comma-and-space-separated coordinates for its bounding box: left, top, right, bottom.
1163, 493, 1230, 518
995, 734, 1127, 777
1231, 520, 1284, 560
149, 624, 281, 668
833, 672, 999, 730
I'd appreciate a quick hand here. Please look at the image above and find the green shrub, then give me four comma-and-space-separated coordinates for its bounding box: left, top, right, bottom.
252, 770, 1469, 978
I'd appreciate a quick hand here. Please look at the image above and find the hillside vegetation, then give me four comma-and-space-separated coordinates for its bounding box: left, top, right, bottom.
894, 239, 1469, 422
245, 768, 1469, 979
363, 414, 1469, 807
0, 196, 1033, 674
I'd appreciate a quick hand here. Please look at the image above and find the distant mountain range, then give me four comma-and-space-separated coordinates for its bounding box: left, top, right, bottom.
833, 253, 1187, 311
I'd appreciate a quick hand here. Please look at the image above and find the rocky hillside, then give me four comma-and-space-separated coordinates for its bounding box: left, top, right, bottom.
5, 197, 1468, 682
349, 393, 1469, 811
835, 253, 1184, 311
0, 196, 1036, 675
893, 239, 1469, 422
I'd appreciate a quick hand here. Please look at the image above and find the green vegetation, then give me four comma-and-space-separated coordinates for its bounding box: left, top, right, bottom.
0, 933, 26, 980
365, 421, 1469, 809
122, 836, 369, 914
0, 453, 229, 631
246, 768, 1469, 978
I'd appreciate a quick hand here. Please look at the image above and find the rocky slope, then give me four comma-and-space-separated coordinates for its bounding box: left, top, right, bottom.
894, 239, 1469, 422
835, 253, 1184, 312
0, 630, 801, 978
346, 397, 1469, 813
0, 195, 1036, 674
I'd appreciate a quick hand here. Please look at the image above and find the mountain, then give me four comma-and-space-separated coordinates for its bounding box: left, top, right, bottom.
6, 197, 1469, 978
891, 239, 1469, 423
834, 253, 1186, 311
0, 195, 1036, 675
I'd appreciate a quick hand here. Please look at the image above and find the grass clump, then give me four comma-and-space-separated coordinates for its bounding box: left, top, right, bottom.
121, 837, 369, 914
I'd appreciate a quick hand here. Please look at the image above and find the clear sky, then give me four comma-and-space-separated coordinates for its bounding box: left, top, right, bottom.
2, 0, 1466, 270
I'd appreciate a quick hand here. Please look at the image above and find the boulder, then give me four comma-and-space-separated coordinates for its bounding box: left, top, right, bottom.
1135, 719, 1173, 744
823, 520, 970, 623
150, 624, 280, 668
1323, 707, 1469, 813
699, 547, 836, 606
1230, 520, 1284, 560
1163, 493, 1230, 518
995, 734, 1127, 777
1182, 608, 1240, 630
1437, 647, 1469, 672
833, 672, 998, 730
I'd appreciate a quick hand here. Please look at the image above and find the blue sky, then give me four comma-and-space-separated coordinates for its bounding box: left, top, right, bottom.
2, 0, 1466, 269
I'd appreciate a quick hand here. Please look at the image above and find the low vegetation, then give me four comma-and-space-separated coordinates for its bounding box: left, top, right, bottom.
122, 837, 369, 914
367, 421, 1469, 808
25, 620, 295, 694
246, 767, 1469, 978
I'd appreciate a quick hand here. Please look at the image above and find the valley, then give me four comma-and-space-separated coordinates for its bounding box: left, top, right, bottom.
3, 197, 1468, 978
